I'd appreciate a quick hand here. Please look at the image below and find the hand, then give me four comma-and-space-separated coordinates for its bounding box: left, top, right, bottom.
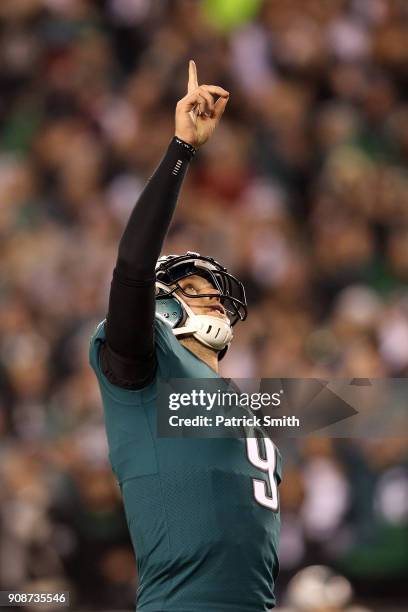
175, 60, 229, 149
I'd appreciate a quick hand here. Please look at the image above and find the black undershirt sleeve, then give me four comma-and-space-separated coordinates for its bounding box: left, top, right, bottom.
101, 137, 196, 389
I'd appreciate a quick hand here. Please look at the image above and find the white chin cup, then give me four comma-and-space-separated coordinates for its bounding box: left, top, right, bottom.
172, 297, 233, 351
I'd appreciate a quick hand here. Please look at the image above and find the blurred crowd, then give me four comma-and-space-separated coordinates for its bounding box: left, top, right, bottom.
0, 0, 407, 610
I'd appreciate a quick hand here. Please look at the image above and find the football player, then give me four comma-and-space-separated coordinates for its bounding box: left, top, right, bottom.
90, 61, 281, 611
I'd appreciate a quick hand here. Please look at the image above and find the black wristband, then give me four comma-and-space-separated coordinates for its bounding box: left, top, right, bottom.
173, 136, 196, 159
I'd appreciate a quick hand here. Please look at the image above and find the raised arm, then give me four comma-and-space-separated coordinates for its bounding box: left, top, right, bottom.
102, 61, 229, 389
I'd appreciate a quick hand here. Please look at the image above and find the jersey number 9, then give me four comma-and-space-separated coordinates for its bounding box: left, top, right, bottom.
246, 436, 279, 512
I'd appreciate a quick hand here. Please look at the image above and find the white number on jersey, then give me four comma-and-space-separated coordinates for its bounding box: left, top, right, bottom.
246, 435, 279, 511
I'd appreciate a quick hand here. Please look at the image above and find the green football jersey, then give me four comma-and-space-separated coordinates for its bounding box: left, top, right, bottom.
90, 317, 281, 612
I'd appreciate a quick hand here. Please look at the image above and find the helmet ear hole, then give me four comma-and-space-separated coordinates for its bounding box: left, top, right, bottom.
156, 296, 185, 329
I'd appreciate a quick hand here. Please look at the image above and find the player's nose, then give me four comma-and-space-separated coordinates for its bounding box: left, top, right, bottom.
206, 288, 221, 302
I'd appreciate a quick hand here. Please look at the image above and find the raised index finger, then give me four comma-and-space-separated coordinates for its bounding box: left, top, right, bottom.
188, 60, 198, 94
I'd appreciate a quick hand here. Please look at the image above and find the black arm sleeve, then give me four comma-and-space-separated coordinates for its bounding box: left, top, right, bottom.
101, 137, 196, 389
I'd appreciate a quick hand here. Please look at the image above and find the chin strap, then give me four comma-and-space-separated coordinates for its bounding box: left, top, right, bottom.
172, 296, 233, 351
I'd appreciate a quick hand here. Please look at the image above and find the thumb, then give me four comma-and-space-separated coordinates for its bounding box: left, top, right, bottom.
213, 94, 229, 122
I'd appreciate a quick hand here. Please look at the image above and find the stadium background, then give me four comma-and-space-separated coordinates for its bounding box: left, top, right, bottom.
0, 0, 407, 610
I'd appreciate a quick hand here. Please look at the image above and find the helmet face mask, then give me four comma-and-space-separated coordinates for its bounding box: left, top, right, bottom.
155, 252, 248, 358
